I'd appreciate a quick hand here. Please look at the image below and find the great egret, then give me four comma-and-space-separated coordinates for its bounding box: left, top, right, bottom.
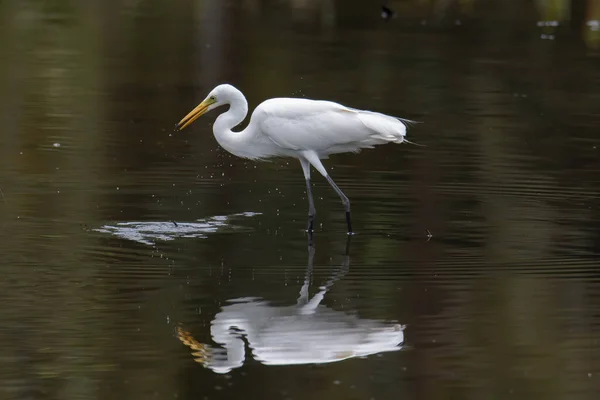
176, 84, 415, 234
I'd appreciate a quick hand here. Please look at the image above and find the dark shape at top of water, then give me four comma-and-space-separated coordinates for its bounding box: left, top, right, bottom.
381, 5, 395, 22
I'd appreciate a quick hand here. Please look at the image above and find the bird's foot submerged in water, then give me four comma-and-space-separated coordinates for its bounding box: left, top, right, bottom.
306, 214, 315, 233
305, 212, 354, 235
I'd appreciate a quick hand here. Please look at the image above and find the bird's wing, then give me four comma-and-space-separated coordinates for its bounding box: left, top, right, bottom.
252, 98, 407, 154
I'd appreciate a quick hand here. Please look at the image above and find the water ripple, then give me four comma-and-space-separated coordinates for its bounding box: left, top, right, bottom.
94, 212, 260, 245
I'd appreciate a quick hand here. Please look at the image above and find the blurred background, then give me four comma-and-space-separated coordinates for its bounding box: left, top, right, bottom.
0, 0, 599, 399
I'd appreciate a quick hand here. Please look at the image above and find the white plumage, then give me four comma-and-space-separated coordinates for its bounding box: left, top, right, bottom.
176, 84, 416, 233
255, 98, 407, 156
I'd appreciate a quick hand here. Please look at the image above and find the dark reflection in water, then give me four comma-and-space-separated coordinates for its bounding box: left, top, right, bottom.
1, 0, 600, 399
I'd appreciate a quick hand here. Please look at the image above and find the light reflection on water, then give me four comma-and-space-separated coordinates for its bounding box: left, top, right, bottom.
94, 212, 260, 245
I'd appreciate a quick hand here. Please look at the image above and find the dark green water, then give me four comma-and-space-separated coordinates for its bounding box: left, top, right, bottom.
1, 1, 600, 399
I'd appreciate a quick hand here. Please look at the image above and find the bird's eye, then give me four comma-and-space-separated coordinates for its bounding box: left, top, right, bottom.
210, 96, 216, 101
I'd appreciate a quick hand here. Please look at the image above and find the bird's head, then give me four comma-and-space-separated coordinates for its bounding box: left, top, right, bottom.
175, 84, 236, 131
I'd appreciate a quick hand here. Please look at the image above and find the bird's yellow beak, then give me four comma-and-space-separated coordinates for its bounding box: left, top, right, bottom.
176, 98, 216, 131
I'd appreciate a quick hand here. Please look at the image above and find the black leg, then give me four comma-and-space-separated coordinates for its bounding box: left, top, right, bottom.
305, 178, 316, 232
325, 175, 353, 234
300, 158, 317, 233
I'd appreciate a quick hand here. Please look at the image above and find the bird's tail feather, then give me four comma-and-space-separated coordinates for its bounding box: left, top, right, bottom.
395, 117, 422, 127
396, 117, 424, 146
356, 111, 406, 141
403, 138, 426, 147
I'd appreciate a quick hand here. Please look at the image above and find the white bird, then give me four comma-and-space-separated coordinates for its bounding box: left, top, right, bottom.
176, 84, 416, 234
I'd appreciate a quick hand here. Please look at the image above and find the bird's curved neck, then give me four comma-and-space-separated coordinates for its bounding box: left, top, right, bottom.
211, 88, 276, 160
215, 98, 248, 133
213, 92, 249, 152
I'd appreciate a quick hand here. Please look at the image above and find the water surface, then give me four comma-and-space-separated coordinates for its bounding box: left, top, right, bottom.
1, 1, 600, 399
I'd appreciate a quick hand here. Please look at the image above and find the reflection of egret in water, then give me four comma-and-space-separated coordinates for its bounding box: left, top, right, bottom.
177, 236, 405, 374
